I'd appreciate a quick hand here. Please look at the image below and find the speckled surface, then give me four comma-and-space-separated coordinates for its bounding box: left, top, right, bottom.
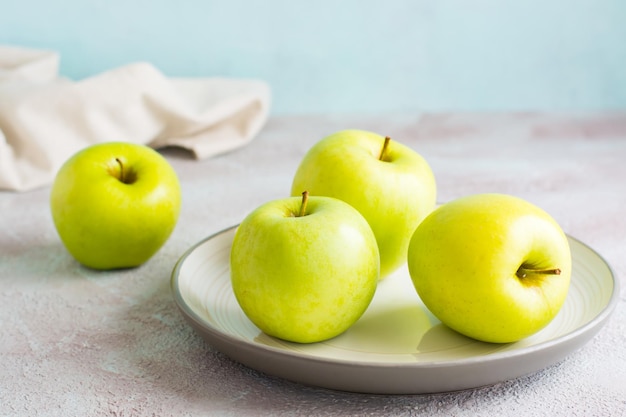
1, 113, 625, 416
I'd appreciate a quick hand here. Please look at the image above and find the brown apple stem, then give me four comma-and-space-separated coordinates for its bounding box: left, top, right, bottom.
114, 158, 137, 184
379, 136, 391, 161
115, 158, 125, 182
516, 267, 561, 279
298, 191, 309, 217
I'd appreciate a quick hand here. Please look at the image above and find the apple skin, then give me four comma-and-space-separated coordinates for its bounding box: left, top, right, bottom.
407, 193, 572, 344
230, 194, 380, 344
291, 130, 436, 278
50, 142, 181, 270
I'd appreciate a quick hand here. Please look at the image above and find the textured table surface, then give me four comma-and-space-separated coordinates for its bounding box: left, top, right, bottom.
1, 113, 625, 416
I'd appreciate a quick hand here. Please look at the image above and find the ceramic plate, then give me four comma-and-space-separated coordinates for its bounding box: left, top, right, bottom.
171, 226, 619, 394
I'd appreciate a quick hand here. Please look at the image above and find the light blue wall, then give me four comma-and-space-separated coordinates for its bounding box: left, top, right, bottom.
1, 0, 625, 114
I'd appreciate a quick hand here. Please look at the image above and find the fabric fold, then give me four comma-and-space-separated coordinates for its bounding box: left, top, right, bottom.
0, 45, 271, 191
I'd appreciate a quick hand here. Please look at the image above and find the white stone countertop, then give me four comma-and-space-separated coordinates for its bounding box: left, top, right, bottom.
1, 113, 625, 416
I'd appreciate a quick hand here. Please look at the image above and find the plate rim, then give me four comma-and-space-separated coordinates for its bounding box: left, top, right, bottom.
171, 224, 620, 386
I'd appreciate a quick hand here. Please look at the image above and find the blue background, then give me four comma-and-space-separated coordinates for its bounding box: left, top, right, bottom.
1, 0, 625, 114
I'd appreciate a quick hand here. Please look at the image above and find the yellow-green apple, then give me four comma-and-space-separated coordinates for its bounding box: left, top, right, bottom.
50, 142, 181, 270
407, 193, 572, 343
291, 130, 436, 278
230, 192, 379, 343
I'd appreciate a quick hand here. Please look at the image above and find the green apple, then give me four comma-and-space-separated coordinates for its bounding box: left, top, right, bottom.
291, 130, 436, 278
407, 193, 572, 343
50, 142, 181, 270
230, 192, 380, 343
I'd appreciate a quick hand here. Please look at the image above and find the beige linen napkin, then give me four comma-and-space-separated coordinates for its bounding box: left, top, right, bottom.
0, 45, 271, 191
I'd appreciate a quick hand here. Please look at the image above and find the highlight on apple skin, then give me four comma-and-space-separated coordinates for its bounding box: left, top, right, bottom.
291, 129, 436, 279
407, 193, 572, 344
50, 142, 181, 270
230, 192, 380, 344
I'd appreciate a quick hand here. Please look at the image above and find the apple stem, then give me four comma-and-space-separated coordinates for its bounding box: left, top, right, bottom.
516, 267, 561, 279
114, 158, 137, 184
379, 136, 391, 161
115, 158, 125, 182
298, 191, 309, 217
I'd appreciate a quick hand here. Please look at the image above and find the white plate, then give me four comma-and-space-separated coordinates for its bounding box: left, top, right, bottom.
171, 226, 619, 394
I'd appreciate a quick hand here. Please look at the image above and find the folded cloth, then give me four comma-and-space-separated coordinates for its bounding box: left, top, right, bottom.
0, 45, 271, 191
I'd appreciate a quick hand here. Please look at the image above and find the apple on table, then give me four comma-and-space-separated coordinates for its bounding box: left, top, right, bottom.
407, 193, 572, 343
291, 129, 436, 278
230, 191, 380, 344
50, 142, 181, 270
